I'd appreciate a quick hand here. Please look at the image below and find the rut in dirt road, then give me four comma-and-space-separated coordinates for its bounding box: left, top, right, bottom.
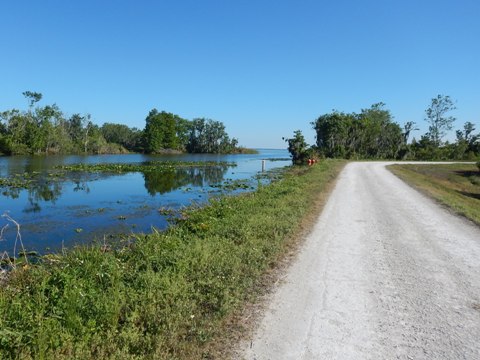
238, 162, 480, 360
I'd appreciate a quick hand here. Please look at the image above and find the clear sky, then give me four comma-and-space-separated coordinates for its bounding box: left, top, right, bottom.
1, 0, 479, 148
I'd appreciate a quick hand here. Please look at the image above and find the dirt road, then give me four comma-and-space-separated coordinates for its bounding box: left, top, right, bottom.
238, 162, 480, 359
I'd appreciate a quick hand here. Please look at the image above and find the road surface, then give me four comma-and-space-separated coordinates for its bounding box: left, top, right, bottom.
238, 162, 480, 360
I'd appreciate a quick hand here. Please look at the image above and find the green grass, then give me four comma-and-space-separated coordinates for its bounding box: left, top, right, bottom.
0, 160, 345, 359
389, 163, 480, 225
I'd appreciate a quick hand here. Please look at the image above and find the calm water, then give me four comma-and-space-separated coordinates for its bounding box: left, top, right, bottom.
0, 149, 290, 253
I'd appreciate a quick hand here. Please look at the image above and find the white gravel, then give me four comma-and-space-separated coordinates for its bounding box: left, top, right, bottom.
237, 162, 480, 360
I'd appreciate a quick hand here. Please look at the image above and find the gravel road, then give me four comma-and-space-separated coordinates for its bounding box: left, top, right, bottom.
238, 162, 480, 360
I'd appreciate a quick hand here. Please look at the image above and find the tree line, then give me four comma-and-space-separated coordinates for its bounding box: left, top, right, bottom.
0, 92, 243, 155
143, 109, 239, 154
285, 95, 479, 164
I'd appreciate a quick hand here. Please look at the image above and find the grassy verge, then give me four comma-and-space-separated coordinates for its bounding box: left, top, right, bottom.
0, 160, 345, 359
388, 163, 480, 225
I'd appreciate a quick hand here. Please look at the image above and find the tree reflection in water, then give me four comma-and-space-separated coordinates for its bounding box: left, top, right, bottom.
1, 173, 92, 213
143, 165, 229, 195
0, 164, 231, 211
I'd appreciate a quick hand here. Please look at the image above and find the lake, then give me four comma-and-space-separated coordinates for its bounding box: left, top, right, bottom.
0, 149, 290, 253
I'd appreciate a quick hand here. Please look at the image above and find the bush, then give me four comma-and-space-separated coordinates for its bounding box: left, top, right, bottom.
284, 130, 310, 164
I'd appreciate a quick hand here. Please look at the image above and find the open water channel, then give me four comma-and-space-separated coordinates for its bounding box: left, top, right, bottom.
0, 149, 290, 254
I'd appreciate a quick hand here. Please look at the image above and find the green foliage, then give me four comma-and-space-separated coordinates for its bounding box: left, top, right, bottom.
0, 160, 345, 359
142, 111, 239, 154
22, 91, 42, 107
308, 99, 479, 161
0, 92, 134, 155
425, 94, 456, 146
283, 130, 310, 164
0, 122, 10, 155
312, 103, 403, 159
1, 94, 244, 156
186, 118, 238, 154
408, 120, 480, 161
143, 110, 187, 153
101, 123, 143, 152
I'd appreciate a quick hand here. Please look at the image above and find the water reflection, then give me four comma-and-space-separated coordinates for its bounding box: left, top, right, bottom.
0, 150, 291, 253
1, 174, 93, 212
144, 165, 229, 195
23, 181, 62, 213
1, 165, 231, 210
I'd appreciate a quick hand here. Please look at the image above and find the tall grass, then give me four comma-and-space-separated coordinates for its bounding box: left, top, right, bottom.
0, 160, 344, 359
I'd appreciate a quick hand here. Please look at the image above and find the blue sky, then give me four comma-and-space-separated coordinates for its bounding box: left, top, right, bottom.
1, 0, 479, 148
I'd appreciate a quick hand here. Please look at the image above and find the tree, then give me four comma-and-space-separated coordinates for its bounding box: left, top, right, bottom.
312, 103, 403, 159
1, 91, 145, 155
0, 118, 8, 154
425, 95, 456, 146
175, 116, 192, 150
22, 91, 42, 108
402, 121, 418, 144
455, 121, 477, 144
101, 123, 142, 151
283, 130, 309, 164
67, 114, 86, 149
455, 121, 479, 159
143, 110, 182, 153
35, 104, 65, 153
357, 103, 402, 159
312, 111, 351, 158
186, 118, 237, 153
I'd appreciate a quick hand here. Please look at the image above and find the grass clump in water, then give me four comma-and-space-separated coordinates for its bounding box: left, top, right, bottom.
0, 160, 344, 359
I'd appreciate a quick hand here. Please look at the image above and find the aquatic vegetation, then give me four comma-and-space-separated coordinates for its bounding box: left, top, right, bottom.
158, 207, 176, 216
209, 178, 255, 191
56, 161, 237, 173
0, 152, 290, 253
0, 162, 235, 192
0, 172, 64, 190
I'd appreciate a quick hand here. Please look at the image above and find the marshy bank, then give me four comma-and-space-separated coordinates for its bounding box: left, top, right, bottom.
0, 150, 290, 253
0, 159, 345, 359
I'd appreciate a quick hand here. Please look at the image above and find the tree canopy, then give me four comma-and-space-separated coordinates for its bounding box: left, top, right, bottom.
0, 93, 127, 155
288, 98, 479, 164
0, 92, 244, 156
312, 103, 403, 159
141, 110, 239, 154
425, 94, 456, 146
